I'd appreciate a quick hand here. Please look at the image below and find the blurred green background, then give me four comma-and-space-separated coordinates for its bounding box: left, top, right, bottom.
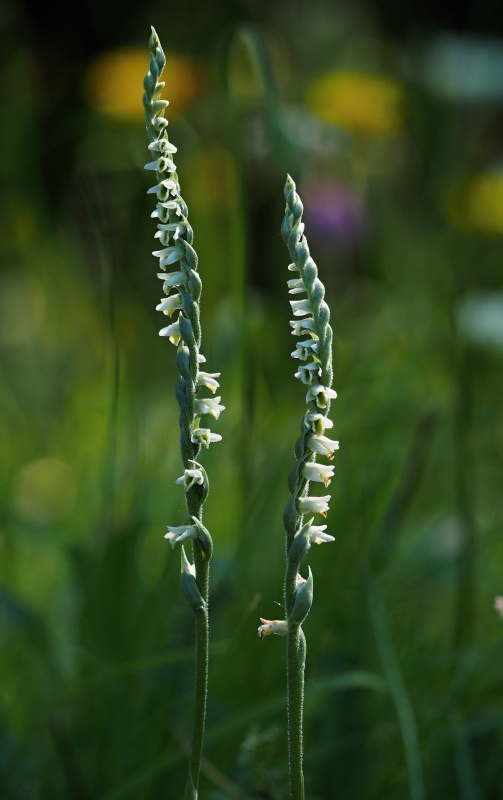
1, 0, 503, 797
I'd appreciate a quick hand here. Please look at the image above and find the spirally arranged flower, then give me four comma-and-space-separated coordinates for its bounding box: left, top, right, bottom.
144, 27, 224, 550
258, 174, 339, 640
283, 174, 339, 543
256, 175, 340, 799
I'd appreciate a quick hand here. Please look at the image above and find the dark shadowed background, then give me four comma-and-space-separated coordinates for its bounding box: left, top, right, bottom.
1, 0, 503, 798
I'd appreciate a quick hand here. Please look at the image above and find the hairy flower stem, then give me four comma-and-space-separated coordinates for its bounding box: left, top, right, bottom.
144, 27, 224, 799
186, 599, 209, 800
287, 625, 306, 800
257, 176, 336, 799
281, 177, 338, 800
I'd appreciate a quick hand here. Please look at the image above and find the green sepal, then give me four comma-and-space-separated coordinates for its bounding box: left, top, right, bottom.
192, 517, 213, 561
176, 343, 191, 380
288, 520, 311, 569
175, 375, 194, 423
294, 432, 305, 460
187, 269, 202, 302
287, 459, 302, 493
294, 240, 310, 270
179, 289, 201, 344
187, 460, 209, 505
289, 566, 313, 626
180, 547, 205, 612
280, 214, 290, 244
283, 494, 298, 537
181, 239, 198, 270
149, 54, 159, 83
143, 72, 155, 95
179, 288, 198, 325
178, 312, 196, 349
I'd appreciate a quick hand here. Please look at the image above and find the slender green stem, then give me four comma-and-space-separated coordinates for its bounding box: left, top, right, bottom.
185, 572, 209, 800
287, 624, 306, 800
261, 175, 336, 799
144, 28, 223, 800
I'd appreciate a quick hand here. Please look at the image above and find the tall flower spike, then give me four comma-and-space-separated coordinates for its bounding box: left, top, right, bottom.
258, 175, 339, 800
144, 27, 222, 800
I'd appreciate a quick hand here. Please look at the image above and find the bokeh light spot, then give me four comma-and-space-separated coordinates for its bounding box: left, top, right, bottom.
86, 47, 205, 123
305, 70, 404, 138
446, 172, 503, 235
14, 459, 78, 524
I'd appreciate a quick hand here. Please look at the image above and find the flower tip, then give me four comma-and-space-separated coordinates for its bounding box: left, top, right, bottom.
285, 174, 296, 194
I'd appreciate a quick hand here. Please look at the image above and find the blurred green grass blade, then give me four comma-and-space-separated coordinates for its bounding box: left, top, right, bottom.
365, 576, 426, 800
449, 709, 480, 800
223, 22, 300, 175
96, 670, 384, 800
207, 669, 386, 742
71, 641, 228, 691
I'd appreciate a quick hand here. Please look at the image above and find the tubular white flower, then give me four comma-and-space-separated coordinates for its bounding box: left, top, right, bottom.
157, 200, 182, 217
194, 396, 225, 419
156, 294, 183, 316
295, 362, 321, 385
153, 115, 168, 131
154, 225, 183, 246
306, 383, 338, 408
154, 229, 173, 246
287, 278, 306, 294
290, 317, 316, 336
148, 139, 177, 154
290, 298, 312, 317
291, 338, 319, 360
157, 222, 185, 239
151, 205, 169, 223
302, 462, 335, 486
191, 428, 222, 448
152, 245, 184, 267
144, 157, 176, 174
287, 262, 299, 272
157, 271, 187, 290
176, 467, 205, 491
257, 618, 287, 639
159, 318, 181, 344
196, 371, 220, 393
298, 495, 331, 517
308, 523, 335, 545
308, 432, 339, 459
164, 524, 199, 548
147, 179, 179, 200
304, 412, 333, 433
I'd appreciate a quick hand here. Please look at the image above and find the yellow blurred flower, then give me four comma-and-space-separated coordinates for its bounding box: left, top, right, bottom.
446, 173, 503, 235
86, 47, 205, 123
304, 70, 404, 138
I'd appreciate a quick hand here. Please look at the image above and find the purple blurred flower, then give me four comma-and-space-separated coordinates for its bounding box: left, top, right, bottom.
302, 180, 367, 245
